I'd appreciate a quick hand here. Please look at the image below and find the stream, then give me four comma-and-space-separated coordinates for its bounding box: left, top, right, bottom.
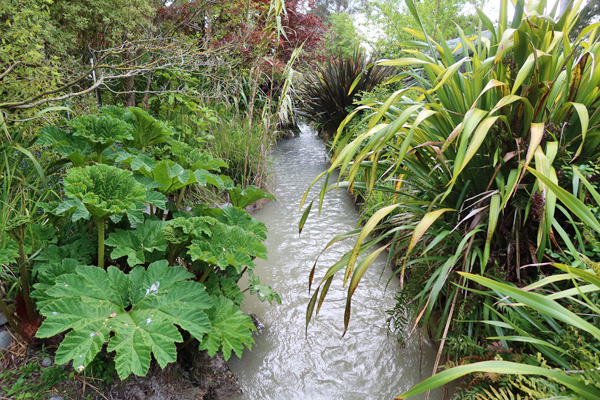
227, 125, 440, 400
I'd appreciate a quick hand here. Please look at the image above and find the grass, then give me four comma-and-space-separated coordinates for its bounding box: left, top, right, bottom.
207, 115, 275, 189
0, 337, 116, 400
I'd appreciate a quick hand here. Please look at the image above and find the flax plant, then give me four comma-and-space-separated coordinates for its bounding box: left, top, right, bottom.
398, 167, 600, 398
302, 0, 600, 377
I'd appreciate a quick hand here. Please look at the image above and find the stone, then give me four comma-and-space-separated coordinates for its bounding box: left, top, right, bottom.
0, 329, 13, 349
49, 396, 63, 400
0, 313, 7, 326
250, 314, 265, 334
41, 357, 53, 367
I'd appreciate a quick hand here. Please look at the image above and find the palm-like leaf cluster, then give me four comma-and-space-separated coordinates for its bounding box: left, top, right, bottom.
296, 50, 394, 134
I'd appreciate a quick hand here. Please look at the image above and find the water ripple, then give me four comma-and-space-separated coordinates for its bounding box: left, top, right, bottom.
226, 126, 440, 400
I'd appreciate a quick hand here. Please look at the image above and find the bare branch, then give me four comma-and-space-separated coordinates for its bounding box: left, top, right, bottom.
0, 61, 22, 81
6, 77, 105, 110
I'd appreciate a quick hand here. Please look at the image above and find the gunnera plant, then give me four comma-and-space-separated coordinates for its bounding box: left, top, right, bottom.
63, 164, 146, 269
68, 114, 133, 162
296, 49, 394, 135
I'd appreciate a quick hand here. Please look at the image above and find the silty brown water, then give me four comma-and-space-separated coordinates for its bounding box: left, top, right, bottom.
227, 126, 440, 400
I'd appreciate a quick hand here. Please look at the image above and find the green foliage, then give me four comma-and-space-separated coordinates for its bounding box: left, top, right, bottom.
304, 0, 600, 338
0, 352, 68, 400
36, 261, 213, 379
0, 0, 64, 110
248, 270, 282, 304
215, 206, 269, 241
198, 295, 256, 360
228, 185, 275, 209
105, 219, 169, 267
68, 114, 133, 161
207, 116, 273, 187
37, 125, 91, 167
48, 0, 155, 49
205, 274, 245, 305
130, 156, 225, 195
32, 258, 82, 309
63, 164, 146, 220
188, 221, 267, 272
108, 106, 172, 150
399, 169, 600, 398
365, 0, 479, 58
325, 13, 363, 57
301, 1, 600, 398
163, 216, 216, 245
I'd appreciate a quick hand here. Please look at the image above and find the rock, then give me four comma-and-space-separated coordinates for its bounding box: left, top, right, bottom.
244, 197, 271, 214
0, 329, 13, 349
0, 313, 7, 326
41, 357, 53, 367
49, 396, 63, 400
250, 314, 265, 334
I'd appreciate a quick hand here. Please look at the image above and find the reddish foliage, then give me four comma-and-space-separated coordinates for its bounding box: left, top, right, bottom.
279, 0, 330, 65
157, 0, 330, 71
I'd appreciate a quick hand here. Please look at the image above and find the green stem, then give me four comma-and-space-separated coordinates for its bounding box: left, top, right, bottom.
18, 238, 36, 322
97, 217, 105, 269
167, 243, 182, 266
0, 294, 21, 337
97, 149, 102, 164
198, 267, 212, 283
176, 186, 186, 209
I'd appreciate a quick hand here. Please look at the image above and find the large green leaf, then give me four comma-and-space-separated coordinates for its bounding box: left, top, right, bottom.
36, 261, 213, 379
217, 206, 268, 240
228, 185, 275, 209
68, 114, 133, 156
188, 222, 267, 271
131, 157, 223, 195
37, 126, 91, 166
31, 258, 81, 309
63, 164, 146, 220
198, 295, 256, 360
105, 219, 169, 267
163, 216, 217, 245
121, 107, 171, 149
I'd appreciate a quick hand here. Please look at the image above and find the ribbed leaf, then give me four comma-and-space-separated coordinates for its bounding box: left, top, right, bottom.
37, 261, 212, 379
105, 219, 169, 267
199, 295, 256, 360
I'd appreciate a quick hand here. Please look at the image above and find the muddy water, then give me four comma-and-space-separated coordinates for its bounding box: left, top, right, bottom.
227, 126, 440, 400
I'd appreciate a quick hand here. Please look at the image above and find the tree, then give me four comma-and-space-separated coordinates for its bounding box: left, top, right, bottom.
325, 12, 363, 57
0, 0, 229, 116
310, 0, 364, 19
570, 0, 600, 38
366, 0, 481, 57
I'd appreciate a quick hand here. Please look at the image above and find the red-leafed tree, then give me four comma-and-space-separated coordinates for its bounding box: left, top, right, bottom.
156, 0, 330, 72
279, 0, 330, 66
